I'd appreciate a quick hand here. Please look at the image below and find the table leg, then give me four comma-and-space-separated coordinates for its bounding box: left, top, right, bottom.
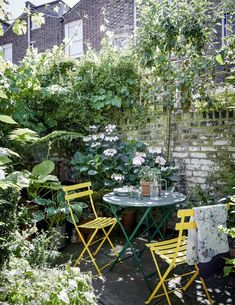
149, 206, 174, 241
108, 204, 152, 291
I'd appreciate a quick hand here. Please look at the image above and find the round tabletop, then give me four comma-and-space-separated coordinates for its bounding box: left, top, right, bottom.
103, 191, 186, 208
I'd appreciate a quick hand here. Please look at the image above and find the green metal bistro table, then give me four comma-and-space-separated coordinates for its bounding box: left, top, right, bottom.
103, 191, 186, 290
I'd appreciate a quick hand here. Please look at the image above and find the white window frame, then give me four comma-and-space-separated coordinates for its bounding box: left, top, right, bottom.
222, 12, 235, 45
0, 43, 13, 62
31, 20, 41, 30
64, 20, 83, 58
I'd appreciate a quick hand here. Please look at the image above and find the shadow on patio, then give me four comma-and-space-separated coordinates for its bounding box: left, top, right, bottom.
61, 236, 235, 305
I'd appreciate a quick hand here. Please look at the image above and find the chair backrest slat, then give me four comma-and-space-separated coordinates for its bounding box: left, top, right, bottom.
65, 190, 93, 201
63, 182, 91, 192
177, 209, 195, 218
175, 221, 197, 231
63, 182, 98, 219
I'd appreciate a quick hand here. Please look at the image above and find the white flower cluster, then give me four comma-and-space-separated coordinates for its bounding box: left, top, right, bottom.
132, 152, 146, 166
91, 142, 100, 148
83, 133, 108, 142
105, 135, 119, 142
155, 156, 166, 166
105, 124, 116, 133
103, 149, 117, 157
0, 168, 5, 180
111, 173, 124, 181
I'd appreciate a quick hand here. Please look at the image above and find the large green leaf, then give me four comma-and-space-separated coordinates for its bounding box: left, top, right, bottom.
46, 207, 58, 217
0, 156, 11, 166
32, 160, 55, 176
34, 211, 45, 222
67, 214, 79, 224
33, 197, 54, 206
6, 171, 30, 188
0, 115, 18, 125
35, 175, 59, 183
71, 203, 83, 214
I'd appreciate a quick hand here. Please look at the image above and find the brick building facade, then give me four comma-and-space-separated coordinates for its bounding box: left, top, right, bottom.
0, 0, 135, 64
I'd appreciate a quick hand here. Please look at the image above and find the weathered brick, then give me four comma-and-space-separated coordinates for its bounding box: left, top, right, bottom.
190, 152, 207, 158
201, 147, 217, 152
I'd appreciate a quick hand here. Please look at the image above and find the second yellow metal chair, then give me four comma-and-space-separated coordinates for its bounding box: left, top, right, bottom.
63, 182, 118, 275
145, 209, 213, 305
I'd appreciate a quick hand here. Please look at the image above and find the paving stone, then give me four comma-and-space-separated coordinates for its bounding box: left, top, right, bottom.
61, 237, 235, 305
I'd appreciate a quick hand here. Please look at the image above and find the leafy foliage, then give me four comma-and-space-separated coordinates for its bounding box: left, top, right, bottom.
0, 257, 97, 305
0, 183, 20, 269
136, 0, 222, 109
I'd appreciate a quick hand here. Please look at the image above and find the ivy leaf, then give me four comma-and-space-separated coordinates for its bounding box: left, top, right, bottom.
13, 19, 27, 35
31, 12, 45, 28
0, 90, 7, 99
0, 115, 18, 124
216, 54, 224, 65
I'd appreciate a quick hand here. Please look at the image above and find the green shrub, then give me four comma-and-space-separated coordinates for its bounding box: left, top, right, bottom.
0, 257, 97, 305
0, 183, 20, 269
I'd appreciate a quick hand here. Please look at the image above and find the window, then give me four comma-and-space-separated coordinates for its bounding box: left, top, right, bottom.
0, 43, 13, 62
64, 20, 83, 58
222, 13, 235, 45
31, 20, 41, 30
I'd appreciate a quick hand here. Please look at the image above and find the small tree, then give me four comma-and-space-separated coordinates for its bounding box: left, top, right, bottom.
136, 0, 222, 158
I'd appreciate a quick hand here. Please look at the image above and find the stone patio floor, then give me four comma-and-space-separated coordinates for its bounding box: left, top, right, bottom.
61, 236, 235, 305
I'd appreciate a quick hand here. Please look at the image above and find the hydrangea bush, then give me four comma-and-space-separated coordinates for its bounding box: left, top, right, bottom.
71, 125, 175, 190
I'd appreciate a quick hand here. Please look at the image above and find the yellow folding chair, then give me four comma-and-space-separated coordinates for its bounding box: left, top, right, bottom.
145, 209, 213, 305
63, 182, 119, 275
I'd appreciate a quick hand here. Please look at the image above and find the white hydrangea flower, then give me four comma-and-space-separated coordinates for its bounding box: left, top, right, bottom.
133, 156, 145, 166
111, 173, 124, 181
132, 152, 146, 166
105, 135, 119, 142
91, 142, 100, 148
155, 156, 166, 166
103, 149, 117, 157
0, 168, 5, 180
83, 136, 92, 142
99, 133, 105, 140
92, 135, 98, 141
136, 152, 146, 158
105, 124, 116, 133
89, 125, 97, 130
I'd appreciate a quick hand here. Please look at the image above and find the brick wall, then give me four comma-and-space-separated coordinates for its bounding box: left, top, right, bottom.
126, 110, 235, 193
0, 18, 28, 63
31, 16, 63, 53
63, 0, 135, 52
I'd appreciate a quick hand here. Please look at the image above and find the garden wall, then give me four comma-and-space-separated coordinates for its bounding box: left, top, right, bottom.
125, 110, 235, 193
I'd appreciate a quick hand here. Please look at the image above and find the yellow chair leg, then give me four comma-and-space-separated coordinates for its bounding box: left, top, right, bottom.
199, 277, 213, 305
195, 264, 213, 305
92, 223, 118, 257
145, 250, 172, 305
182, 270, 198, 291
74, 229, 103, 275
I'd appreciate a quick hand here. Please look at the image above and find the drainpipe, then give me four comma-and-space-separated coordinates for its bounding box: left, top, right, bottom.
27, 2, 31, 48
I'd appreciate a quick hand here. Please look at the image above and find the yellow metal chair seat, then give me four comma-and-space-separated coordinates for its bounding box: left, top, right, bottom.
63, 182, 119, 275
78, 217, 117, 229
147, 236, 187, 266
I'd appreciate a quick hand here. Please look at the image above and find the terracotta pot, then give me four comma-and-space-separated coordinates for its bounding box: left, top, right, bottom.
140, 181, 151, 196
230, 247, 235, 258
121, 211, 137, 234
